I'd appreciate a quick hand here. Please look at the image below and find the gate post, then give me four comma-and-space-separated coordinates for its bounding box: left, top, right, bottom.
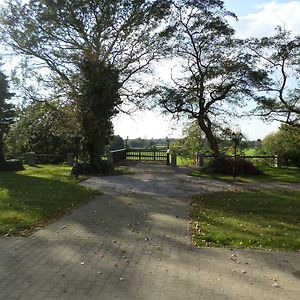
171, 153, 177, 167
166, 148, 170, 165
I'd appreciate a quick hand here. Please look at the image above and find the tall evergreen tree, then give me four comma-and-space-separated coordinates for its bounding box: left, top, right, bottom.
0, 71, 14, 163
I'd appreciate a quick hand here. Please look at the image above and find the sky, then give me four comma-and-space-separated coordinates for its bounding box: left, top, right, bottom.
113, 0, 300, 141
1, 0, 300, 141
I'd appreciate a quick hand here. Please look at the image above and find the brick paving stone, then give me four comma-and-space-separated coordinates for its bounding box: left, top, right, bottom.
0, 162, 299, 299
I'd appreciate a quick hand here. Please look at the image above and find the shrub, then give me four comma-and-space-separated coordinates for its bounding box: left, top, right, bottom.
0, 160, 24, 171
71, 160, 114, 176
262, 125, 300, 167
203, 156, 263, 175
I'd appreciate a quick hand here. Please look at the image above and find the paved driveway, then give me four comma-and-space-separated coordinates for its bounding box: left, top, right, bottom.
0, 162, 299, 299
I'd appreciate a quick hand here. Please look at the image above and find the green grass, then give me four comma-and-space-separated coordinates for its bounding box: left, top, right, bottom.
191, 190, 300, 250
0, 164, 100, 236
177, 156, 191, 166
190, 166, 300, 183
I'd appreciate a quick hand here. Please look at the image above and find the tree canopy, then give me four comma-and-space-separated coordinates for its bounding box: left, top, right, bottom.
151, 0, 267, 157
262, 124, 300, 167
5, 101, 78, 157
1, 1, 299, 165
0, 0, 170, 171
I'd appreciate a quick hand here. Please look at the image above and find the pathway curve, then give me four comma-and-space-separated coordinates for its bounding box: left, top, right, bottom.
0, 162, 299, 299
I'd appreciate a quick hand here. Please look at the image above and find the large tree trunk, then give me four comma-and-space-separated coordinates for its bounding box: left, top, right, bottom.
86, 141, 102, 173
198, 117, 220, 158
81, 113, 106, 174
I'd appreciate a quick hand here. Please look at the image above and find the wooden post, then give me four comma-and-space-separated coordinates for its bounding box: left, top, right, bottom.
171, 153, 177, 167
166, 148, 170, 165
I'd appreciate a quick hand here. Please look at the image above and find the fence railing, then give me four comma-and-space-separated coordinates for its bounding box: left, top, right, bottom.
126, 148, 167, 161
108, 148, 168, 165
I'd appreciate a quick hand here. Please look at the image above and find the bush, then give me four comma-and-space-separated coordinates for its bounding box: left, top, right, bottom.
35, 154, 66, 164
262, 125, 300, 167
98, 160, 114, 174
0, 160, 24, 171
203, 156, 263, 175
71, 160, 114, 176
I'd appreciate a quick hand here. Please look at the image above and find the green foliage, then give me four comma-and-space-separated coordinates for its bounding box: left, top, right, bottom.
171, 121, 235, 162
202, 156, 263, 175
0, 71, 14, 163
262, 125, 300, 167
71, 160, 114, 176
171, 121, 207, 161
109, 135, 125, 151
0, 164, 99, 236
191, 190, 300, 250
77, 60, 121, 170
5, 101, 79, 157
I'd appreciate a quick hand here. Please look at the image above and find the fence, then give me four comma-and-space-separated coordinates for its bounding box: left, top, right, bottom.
126, 148, 167, 161
21, 153, 67, 165
109, 148, 169, 165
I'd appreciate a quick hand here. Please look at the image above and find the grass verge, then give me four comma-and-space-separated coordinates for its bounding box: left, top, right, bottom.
190, 166, 300, 183
0, 164, 100, 236
191, 190, 300, 250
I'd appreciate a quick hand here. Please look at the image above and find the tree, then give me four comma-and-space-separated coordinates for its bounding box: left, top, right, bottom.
5, 101, 78, 157
0, 71, 14, 163
0, 0, 170, 171
152, 0, 267, 157
249, 26, 300, 128
109, 135, 125, 151
171, 121, 207, 160
262, 125, 300, 167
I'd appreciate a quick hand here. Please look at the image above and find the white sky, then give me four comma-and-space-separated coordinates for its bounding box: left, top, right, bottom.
1, 0, 300, 140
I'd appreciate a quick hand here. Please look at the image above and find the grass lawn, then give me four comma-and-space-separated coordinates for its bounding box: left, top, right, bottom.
177, 156, 191, 166
0, 164, 100, 236
191, 190, 300, 250
190, 166, 300, 183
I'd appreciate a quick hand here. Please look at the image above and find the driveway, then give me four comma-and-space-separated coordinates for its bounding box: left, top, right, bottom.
0, 162, 299, 299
